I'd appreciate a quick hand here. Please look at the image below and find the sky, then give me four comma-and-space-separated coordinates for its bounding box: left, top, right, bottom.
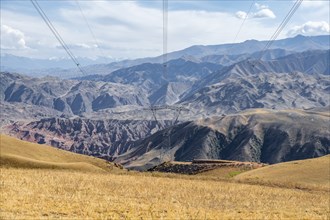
1, 0, 329, 60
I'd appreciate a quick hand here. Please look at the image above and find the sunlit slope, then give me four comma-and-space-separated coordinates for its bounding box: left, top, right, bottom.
0, 134, 122, 173
235, 155, 330, 189
1, 168, 329, 219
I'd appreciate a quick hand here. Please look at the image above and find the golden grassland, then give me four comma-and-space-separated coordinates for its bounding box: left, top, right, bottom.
196, 166, 251, 179
1, 167, 330, 220
1, 134, 330, 219
235, 155, 330, 191
0, 134, 122, 173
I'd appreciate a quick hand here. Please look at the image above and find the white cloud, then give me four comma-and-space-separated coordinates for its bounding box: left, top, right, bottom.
287, 21, 330, 36
255, 3, 268, 10
297, 0, 329, 27
301, 0, 328, 9
235, 4, 276, 20
2, 1, 277, 59
236, 11, 248, 19
253, 9, 276, 19
0, 24, 28, 49
73, 43, 98, 49
167, 10, 275, 51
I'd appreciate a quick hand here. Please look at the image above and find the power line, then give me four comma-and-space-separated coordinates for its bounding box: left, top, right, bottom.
163, 0, 168, 79
263, 0, 302, 50
259, 0, 303, 59
149, 0, 191, 162
222, 0, 255, 56
233, 0, 255, 44
144, 104, 189, 162
30, 0, 87, 75
75, 0, 107, 58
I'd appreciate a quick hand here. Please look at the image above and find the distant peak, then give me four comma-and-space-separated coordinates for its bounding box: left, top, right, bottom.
294, 34, 306, 39
244, 39, 258, 43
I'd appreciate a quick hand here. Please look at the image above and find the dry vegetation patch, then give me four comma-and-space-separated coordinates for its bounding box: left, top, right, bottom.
235, 155, 330, 191
0, 134, 123, 173
149, 159, 263, 176
1, 167, 329, 219
1, 135, 329, 219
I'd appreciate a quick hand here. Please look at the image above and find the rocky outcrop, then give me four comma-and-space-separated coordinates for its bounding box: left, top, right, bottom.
181, 71, 330, 115
3, 109, 329, 170
3, 118, 171, 158
114, 109, 330, 170
0, 72, 149, 117
180, 50, 330, 115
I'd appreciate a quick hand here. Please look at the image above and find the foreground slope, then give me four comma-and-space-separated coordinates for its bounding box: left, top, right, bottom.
1, 167, 329, 219
0, 134, 122, 173
235, 155, 330, 190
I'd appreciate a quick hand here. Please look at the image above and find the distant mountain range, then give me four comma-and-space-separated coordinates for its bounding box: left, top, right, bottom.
0, 54, 117, 77
0, 72, 148, 118
1, 49, 329, 125
179, 50, 330, 115
1, 34, 329, 78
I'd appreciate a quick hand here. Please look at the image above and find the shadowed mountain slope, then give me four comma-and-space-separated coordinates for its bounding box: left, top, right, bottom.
114, 109, 330, 170
2, 118, 172, 159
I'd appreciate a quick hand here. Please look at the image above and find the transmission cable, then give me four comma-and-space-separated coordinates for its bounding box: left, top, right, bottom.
262, 0, 302, 51
233, 0, 255, 44
259, 0, 303, 59
75, 0, 107, 58
163, 0, 168, 80
222, 0, 255, 57
30, 0, 87, 75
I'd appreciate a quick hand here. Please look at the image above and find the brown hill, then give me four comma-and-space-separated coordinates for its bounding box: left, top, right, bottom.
235, 155, 330, 190
0, 134, 123, 173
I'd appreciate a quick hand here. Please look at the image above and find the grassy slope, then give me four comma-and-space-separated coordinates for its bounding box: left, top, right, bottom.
196, 166, 251, 179
1, 168, 329, 219
0, 134, 122, 173
1, 135, 329, 219
235, 155, 330, 190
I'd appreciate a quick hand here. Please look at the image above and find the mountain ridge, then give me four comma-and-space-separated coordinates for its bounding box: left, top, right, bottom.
114, 108, 330, 170
1, 49, 329, 125
2, 35, 329, 78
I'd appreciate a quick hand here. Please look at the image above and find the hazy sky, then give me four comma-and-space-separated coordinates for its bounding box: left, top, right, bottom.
1, 0, 329, 60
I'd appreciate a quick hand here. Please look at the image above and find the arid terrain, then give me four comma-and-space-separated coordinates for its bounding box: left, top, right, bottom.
1, 1, 330, 219
1, 135, 329, 219
1, 36, 329, 170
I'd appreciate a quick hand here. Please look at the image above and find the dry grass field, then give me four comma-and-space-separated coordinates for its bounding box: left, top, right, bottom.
235, 155, 330, 191
1, 135, 329, 219
0, 134, 122, 173
1, 168, 329, 219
